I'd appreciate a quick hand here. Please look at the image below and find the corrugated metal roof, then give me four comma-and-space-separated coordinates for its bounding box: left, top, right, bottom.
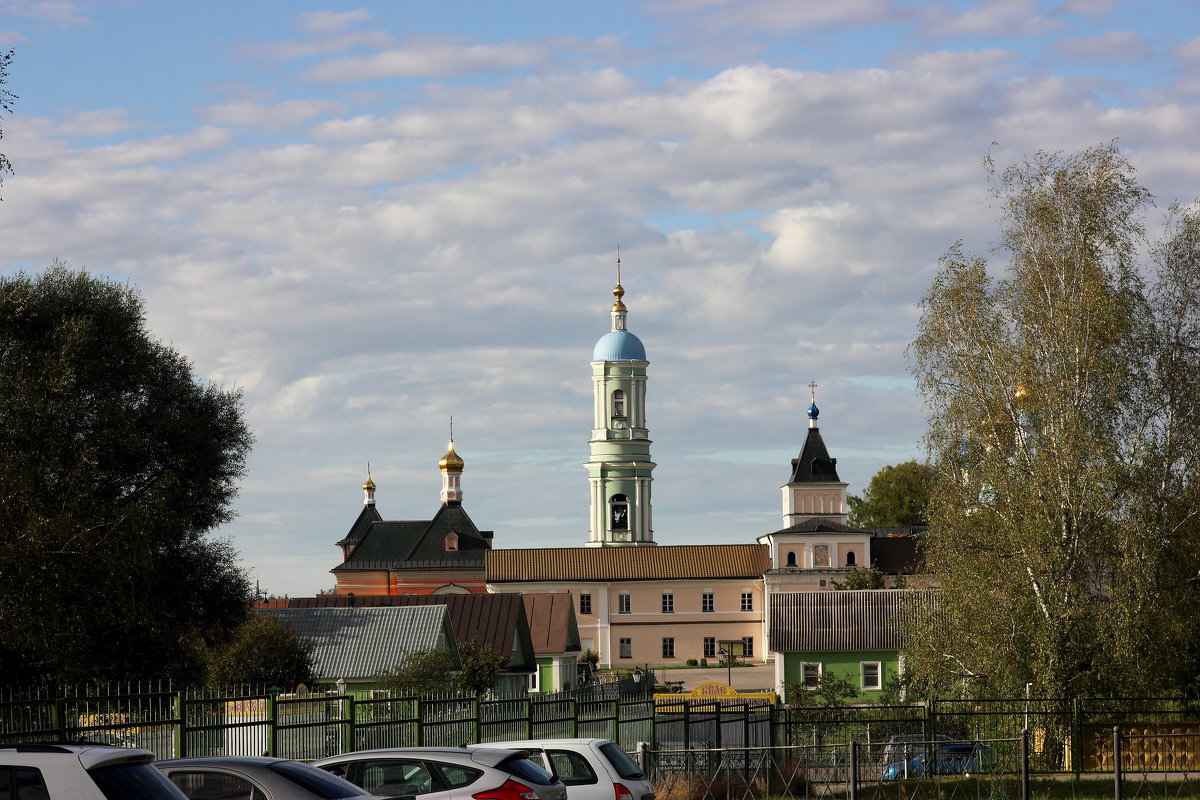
263, 606, 453, 680
769, 589, 938, 653
260, 594, 534, 672
487, 544, 770, 582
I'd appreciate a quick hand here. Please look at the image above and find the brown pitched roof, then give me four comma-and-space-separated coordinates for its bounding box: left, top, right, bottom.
486, 544, 770, 582
521, 593, 581, 655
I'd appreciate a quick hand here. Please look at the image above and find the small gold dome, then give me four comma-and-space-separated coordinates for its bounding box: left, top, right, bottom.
612, 283, 626, 312
439, 440, 465, 472
363, 469, 376, 491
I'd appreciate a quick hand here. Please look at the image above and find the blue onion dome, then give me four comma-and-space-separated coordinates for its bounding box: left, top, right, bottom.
807, 402, 820, 421
593, 330, 646, 361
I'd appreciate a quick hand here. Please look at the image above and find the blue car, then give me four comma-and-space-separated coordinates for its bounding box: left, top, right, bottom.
882, 741, 991, 779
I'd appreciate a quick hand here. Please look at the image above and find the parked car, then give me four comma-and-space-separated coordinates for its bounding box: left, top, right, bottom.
156, 756, 393, 799
882, 740, 992, 780
0, 742, 187, 799
472, 739, 653, 800
314, 746, 567, 800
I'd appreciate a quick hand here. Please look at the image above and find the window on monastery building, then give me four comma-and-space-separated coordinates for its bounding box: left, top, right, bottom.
619, 638, 632, 659
846, 550, 857, 567
618, 593, 631, 614
661, 592, 674, 613
703, 637, 716, 658
662, 637, 675, 659
612, 389, 627, 419
740, 592, 753, 612
610, 494, 629, 531
801, 662, 821, 689
579, 593, 592, 615
701, 592, 714, 612
742, 637, 754, 658
861, 661, 882, 691
813, 544, 831, 567
444, 532, 459, 551
786, 551, 797, 567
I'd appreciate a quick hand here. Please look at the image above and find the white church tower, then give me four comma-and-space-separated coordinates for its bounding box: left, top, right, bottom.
584, 259, 656, 546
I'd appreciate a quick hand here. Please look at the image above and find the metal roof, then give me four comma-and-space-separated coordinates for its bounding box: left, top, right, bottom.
263, 605, 454, 681
769, 589, 938, 653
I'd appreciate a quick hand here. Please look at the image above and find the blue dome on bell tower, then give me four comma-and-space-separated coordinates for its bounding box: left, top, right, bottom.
593, 330, 646, 361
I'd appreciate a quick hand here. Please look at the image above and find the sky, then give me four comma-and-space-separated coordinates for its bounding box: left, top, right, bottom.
3, 0, 1199, 597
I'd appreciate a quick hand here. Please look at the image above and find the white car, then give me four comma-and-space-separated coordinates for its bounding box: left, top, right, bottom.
314, 745, 567, 800
0, 742, 187, 799
474, 739, 654, 800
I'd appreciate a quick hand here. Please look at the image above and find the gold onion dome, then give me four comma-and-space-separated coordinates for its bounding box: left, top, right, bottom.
439, 440, 465, 472
363, 473, 376, 491
612, 282, 626, 312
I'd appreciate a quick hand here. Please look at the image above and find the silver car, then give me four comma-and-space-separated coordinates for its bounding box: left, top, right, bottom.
473, 740, 653, 800
156, 756, 393, 800
314, 746, 567, 800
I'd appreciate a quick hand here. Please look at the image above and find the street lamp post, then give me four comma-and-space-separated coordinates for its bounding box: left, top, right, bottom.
717, 639, 745, 689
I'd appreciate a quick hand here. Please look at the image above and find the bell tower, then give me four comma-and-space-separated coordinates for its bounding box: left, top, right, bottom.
584, 258, 656, 546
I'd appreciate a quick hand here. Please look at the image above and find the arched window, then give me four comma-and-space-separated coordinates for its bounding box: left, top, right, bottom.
612, 389, 627, 419
610, 494, 630, 530
846, 550, 857, 567
444, 532, 459, 552
812, 544, 830, 568
786, 551, 797, 567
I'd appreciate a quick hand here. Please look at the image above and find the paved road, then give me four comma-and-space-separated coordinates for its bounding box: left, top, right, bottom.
642, 661, 776, 693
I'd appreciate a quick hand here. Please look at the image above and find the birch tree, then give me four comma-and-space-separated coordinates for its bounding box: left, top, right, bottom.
907, 144, 1200, 698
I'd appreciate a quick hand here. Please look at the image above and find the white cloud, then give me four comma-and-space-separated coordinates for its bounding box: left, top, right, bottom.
922, 0, 1059, 38
294, 9, 372, 34
307, 39, 548, 81
0, 0, 89, 26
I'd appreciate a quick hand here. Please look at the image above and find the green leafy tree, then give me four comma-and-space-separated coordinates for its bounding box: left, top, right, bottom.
787, 673, 860, 708
205, 613, 317, 689
834, 565, 887, 590
907, 144, 1200, 699
457, 640, 510, 697
375, 647, 457, 696
847, 461, 935, 527
0, 264, 254, 684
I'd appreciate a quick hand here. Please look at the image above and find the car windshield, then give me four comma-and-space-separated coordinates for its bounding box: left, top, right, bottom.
90, 763, 188, 800
271, 761, 370, 798
598, 743, 643, 780
500, 755, 556, 785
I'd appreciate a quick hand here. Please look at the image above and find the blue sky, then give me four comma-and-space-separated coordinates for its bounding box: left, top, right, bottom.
3, 0, 1200, 596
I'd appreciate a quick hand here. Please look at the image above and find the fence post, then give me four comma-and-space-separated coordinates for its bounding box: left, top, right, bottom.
173, 692, 186, 758
471, 697, 481, 744
341, 692, 354, 755
50, 697, 66, 742
266, 693, 278, 758
683, 702, 691, 751
849, 740, 860, 800
1080, 700, 1089, 782
1113, 726, 1123, 800
570, 697, 579, 738
1020, 728, 1030, 800
610, 700, 619, 743
415, 698, 424, 747
638, 740, 650, 779
525, 696, 533, 739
